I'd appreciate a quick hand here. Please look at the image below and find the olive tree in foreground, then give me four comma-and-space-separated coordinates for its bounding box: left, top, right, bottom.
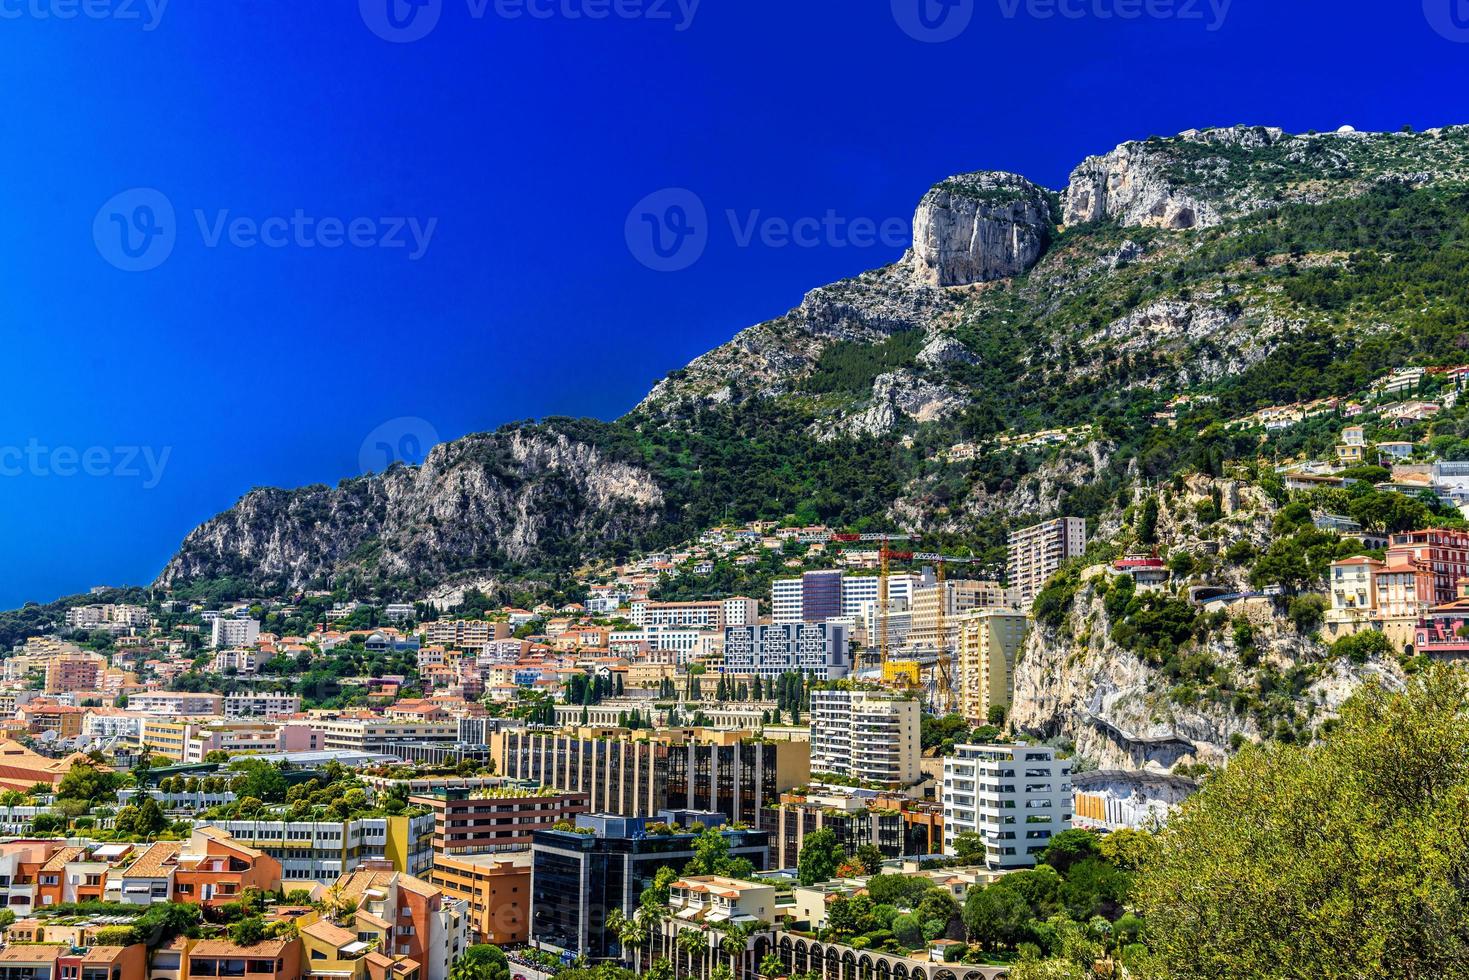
1135, 665, 1469, 979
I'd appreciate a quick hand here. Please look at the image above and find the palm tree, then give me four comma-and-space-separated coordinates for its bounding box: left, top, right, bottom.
609, 907, 649, 973
677, 928, 708, 980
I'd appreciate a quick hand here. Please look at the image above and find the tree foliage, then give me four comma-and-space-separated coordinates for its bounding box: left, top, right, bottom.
1136, 666, 1469, 979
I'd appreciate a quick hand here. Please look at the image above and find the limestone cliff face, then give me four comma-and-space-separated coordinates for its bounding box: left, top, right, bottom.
1008, 476, 1405, 773
1063, 138, 1231, 230
155, 429, 664, 591
905, 172, 1055, 286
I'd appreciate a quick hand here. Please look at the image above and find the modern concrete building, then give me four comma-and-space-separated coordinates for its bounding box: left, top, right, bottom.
722, 622, 850, 680
907, 580, 1012, 653
491, 728, 809, 832
530, 813, 769, 962
209, 618, 261, 650
198, 813, 435, 884
808, 688, 920, 786
1007, 517, 1087, 609
942, 744, 1071, 869
409, 786, 589, 856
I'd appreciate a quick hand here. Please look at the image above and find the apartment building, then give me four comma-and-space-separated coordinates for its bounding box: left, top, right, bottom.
607, 626, 717, 663
185, 939, 300, 980
908, 580, 1011, 653
43, 653, 106, 694
426, 852, 531, 945
199, 813, 435, 884
421, 620, 510, 650
808, 688, 920, 787
771, 571, 923, 625
771, 788, 943, 867
64, 603, 150, 630
334, 869, 468, 980
316, 719, 459, 755
409, 787, 589, 856
722, 622, 851, 680
1007, 517, 1087, 609
126, 692, 224, 716
659, 875, 776, 950
628, 598, 759, 630
1386, 528, 1469, 605
491, 728, 808, 831
210, 618, 261, 650
224, 693, 304, 718
942, 744, 1071, 869
956, 609, 1030, 725
172, 828, 283, 906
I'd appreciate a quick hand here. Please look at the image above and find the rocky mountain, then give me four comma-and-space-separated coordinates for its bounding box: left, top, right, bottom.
156, 429, 664, 593
153, 123, 1469, 596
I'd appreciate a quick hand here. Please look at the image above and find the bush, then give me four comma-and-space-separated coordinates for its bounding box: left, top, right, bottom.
1331, 629, 1394, 664
1287, 594, 1327, 632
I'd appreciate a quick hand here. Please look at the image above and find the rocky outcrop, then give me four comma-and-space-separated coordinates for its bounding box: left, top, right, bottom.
831, 370, 967, 439
155, 429, 665, 591
906, 172, 1055, 286
1064, 141, 1225, 230
637, 264, 953, 410
1008, 476, 1405, 773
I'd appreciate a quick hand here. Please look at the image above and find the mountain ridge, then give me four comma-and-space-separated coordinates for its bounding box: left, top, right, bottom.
133, 121, 1469, 595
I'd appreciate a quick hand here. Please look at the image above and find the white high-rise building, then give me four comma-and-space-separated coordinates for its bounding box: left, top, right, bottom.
772, 578, 805, 624
942, 743, 1072, 869
210, 617, 261, 650
810, 688, 921, 786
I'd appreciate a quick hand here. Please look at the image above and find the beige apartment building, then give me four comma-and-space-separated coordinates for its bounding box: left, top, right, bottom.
1007, 517, 1087, 609
956, 609, 1030, 725
907, 580, 1011, 653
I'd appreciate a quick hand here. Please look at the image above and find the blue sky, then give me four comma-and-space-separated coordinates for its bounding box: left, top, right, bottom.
0, 0, 1464, 608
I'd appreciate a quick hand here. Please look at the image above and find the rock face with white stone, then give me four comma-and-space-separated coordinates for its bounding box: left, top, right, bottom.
906, 172, 1056, 287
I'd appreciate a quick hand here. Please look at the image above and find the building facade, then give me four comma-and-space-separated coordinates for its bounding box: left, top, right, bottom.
722, 623, 850, 680
808, 688, 920, 786
942, 744, 1071, 869
1007, 518, 1087, 609
530, 813, 769, 961
490, 728, 809, 832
